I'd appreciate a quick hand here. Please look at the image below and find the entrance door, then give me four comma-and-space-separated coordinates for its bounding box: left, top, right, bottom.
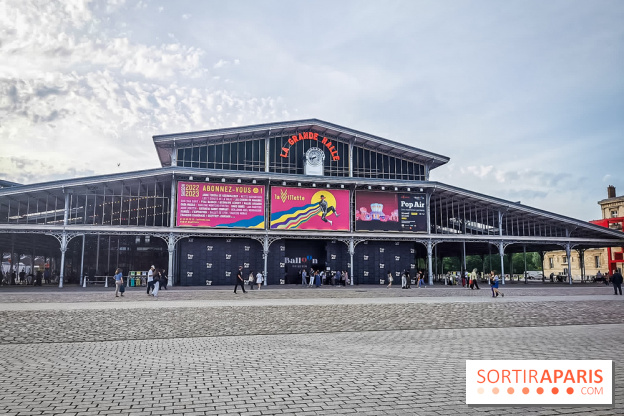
283, 239, 326, 284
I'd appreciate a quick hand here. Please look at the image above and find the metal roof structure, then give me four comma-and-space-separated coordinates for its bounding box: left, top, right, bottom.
0, 166, 622, 245
153, 119, 451, 170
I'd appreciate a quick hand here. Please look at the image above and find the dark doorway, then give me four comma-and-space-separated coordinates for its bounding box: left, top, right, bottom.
283, 239, 326, 284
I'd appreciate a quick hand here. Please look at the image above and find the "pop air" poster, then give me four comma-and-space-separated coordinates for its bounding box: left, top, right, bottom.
176, 181, 265, 228
270, 186, 350, 231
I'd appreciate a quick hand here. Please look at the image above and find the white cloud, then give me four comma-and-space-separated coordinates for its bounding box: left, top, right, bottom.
0, 0, 288, 185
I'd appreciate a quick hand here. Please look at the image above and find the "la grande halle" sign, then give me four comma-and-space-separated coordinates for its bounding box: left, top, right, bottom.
279, 132, 341, 161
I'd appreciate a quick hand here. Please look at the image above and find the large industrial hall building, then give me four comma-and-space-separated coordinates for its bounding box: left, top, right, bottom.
1, 119, 623, 287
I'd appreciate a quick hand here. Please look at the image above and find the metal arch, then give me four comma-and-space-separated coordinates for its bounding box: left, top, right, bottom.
46, 232, 83, 246
336, 238, 367, 249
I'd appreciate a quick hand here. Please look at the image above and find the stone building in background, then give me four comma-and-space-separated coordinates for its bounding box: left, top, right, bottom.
544, 186, 624, 280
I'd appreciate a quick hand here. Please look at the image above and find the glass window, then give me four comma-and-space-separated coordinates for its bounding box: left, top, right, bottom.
207, 145, 216, 169
214, 144, 223, 169
191, 147, 200, 168
258, 139, 265, 171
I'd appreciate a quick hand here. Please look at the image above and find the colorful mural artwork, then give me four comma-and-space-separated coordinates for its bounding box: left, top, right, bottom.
270, 186, 350, 230
176, 182, 265, 228
355, 191, 400, 231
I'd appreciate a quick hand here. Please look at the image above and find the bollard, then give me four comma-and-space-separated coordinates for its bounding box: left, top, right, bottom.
104, 276, 108, 288
83, 277, 87, 288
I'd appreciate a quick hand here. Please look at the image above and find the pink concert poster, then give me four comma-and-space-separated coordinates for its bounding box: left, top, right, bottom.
355, 191, 400, 231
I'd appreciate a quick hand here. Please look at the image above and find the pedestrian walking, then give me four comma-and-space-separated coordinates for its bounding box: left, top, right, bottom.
160, 269, 168, 290
490, 271, 503, 298
151, 269, 161, 297
114, 268, 124, 297
234, 265, 246, 294
147, 265, 155, 295
470, 268, 480, 290
416, 270, 425, 288
301, 269, 307, 286
256, 270, 264, 290
248, 271, 255, 290
314, 270, 321, 287
387, 272, 393, 288
612, 269, 623, 295
401, 270, 407, 289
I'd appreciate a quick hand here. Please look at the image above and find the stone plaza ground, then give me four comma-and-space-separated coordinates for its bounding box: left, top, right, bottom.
0, 283, 622, 415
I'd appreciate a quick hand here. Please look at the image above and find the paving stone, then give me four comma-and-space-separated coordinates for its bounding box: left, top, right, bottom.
0, 286, 622, 415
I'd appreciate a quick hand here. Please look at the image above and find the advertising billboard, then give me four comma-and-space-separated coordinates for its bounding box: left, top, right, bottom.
355, 191, 427, 232
270, 186, 350, 231
398, 193, 427, 232
176, 181, 265, 228
355, 191, 400, 231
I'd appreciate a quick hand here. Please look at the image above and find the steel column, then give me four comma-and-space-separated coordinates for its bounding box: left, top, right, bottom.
263, 235, 269, 286
523, 245, 527, 284
59, 232, 67, 288
167, 232, 175, 286
427, 240, 433, 286
168, 176, 177, 286
349, 238, 354, 285
499, 241, 505, 285
566, 242, 572, 285
79, 234, 85, 286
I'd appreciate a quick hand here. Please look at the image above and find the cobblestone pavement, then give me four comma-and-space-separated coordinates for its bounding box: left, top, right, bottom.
0, 287, 622, 415
0, 282, 616, 303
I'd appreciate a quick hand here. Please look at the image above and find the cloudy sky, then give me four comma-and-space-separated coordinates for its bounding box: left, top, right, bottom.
1, 0, 622, 221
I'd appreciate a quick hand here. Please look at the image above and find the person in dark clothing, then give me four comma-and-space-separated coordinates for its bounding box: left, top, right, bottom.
160, 269, 168, 290
35, 271, 43, 286
234, 265, 246, 294
612, 270, 623, 295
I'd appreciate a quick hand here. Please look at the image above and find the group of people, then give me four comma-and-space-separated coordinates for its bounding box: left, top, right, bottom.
1, 269, 54, 286
386, 270, 426, 289
113, 265, 168, 298
234, 265, 264, 293
147, 265, 168, 297
301, 268, 348, 287
248, 269, 264, 290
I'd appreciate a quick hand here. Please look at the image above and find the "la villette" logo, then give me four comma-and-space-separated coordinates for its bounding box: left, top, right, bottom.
466, 360, 613, 406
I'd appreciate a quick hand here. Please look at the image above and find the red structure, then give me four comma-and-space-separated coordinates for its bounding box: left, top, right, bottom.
590, 217, 624, 274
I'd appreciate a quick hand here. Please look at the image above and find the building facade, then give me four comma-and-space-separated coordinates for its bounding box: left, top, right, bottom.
544, 186, 624, 279
1, 120, 623, 287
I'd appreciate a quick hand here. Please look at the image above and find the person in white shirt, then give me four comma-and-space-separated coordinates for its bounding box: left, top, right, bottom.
256, 271, 264, 290
147, 265, 155, 295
